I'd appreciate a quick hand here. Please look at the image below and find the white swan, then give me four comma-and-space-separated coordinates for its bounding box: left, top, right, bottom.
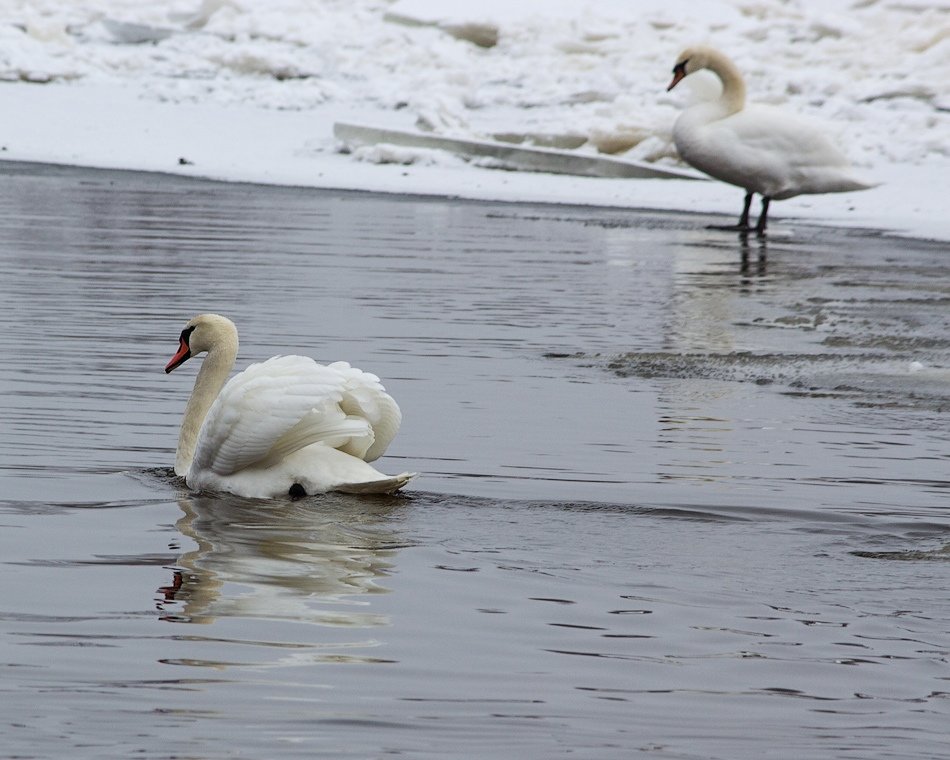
667, 46, 874, 235
164, 314, 414, 498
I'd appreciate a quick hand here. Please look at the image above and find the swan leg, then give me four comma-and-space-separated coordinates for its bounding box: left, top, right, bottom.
706, 191, 753, 232
737, 191, 753, 228
755, 196, 771, 236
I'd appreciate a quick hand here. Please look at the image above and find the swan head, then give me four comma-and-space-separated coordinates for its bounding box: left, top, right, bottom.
667, 46, 724, 91
165, 313, 239, 373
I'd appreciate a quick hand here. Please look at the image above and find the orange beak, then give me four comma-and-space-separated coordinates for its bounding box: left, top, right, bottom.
667, 69, 687, 92
165, 338, 191, 373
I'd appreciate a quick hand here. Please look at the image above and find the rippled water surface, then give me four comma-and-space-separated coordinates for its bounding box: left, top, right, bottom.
1, 162, 948, 759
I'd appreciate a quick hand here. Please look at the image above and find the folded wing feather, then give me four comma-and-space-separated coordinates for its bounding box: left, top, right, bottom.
330, 361, 403, 462
190, 355, 402, 478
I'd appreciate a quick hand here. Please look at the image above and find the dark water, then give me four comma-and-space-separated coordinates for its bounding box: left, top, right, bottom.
0, 162, 948, 759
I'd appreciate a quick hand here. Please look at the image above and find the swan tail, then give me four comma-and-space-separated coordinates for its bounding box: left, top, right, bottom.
817, 174, 878, 194
335, 471, 417, 495
789, 169, 879, 197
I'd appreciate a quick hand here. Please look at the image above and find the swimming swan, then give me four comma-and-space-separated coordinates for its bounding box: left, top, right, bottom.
165, 314, 414, 498
667, 46, 874, 234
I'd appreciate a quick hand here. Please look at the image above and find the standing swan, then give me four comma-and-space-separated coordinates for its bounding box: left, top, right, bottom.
667, 46, 874, 235
164, 314, 414, 498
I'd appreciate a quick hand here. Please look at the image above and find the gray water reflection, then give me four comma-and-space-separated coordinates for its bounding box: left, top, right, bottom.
0, 161, 949, 759
160, 490, 405, 634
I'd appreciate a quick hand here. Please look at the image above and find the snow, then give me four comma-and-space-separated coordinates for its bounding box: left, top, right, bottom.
0, 0, 948, 239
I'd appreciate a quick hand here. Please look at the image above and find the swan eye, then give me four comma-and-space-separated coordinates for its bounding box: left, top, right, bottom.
673, 60, 688, 76
180, 326, 196, 345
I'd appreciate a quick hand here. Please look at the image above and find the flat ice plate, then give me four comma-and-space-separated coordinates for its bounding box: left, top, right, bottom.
334, 121, 706, 181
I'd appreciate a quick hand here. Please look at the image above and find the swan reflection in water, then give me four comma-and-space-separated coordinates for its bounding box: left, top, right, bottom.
157, 491, 409, 631
739, 232, 767, 278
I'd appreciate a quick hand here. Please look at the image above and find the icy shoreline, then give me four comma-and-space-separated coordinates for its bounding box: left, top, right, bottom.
2, 79, 945, 242
1, 0, 947, 241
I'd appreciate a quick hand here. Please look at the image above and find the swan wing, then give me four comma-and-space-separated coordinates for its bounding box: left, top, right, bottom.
328, 361, 403, 462
191, 355, 369, 477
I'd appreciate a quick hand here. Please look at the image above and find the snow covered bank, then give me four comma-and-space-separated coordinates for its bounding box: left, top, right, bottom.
0, 0, 947, 239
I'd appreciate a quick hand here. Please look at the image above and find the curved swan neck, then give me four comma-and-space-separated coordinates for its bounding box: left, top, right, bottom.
175, 333, 238, 476
706, 49, 746, 115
